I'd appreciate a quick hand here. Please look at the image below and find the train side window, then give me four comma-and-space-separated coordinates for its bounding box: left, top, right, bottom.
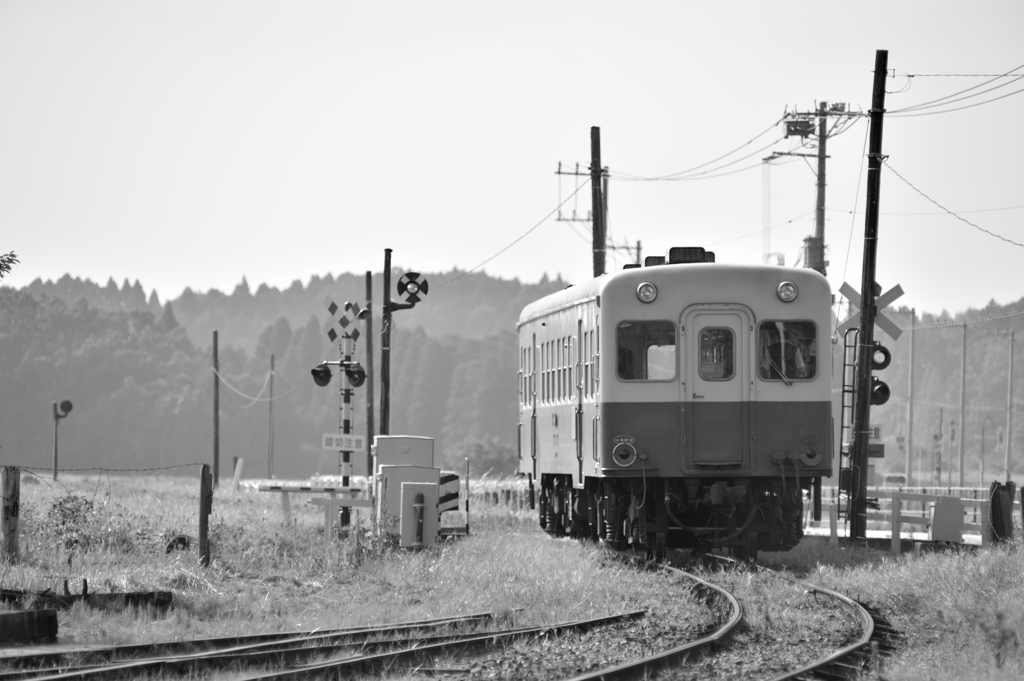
698, 328, 734, 380
617, 320, 676, 381
758, 321, 817, 381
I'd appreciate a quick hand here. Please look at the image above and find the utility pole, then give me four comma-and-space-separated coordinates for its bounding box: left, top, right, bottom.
958, 323, 967, 486
808, 101, 828, 275
364, 271, 375, 479
1007, 330, 1015, 481
906, 308, 915, 483
849, 49, 889, 542
591, 126, 606, 278
213, 330, 220, 486
268, 353, 274, 478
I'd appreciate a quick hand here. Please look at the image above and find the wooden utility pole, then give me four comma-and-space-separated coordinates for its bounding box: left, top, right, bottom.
590, 126, 606, 278
213, 331, 220, 486
906, 308, 915, 483
958, 324, 967, 486
1007, 330, 1015, 481
381, 250, 392, 435
364, 271, 375, 477
268, 353, 274, 478
850, 49, 889, 542
2, 467, 19, 562
808, 101, 828, 275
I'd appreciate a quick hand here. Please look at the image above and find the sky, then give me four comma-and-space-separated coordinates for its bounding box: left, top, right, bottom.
1, 1, 1022, 316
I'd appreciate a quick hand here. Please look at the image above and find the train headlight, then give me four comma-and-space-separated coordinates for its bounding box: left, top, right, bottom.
777, 281, 799, 302
636, 282, 658, 304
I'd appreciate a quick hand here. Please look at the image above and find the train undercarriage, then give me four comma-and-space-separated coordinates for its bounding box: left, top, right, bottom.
535, 473, 818, 560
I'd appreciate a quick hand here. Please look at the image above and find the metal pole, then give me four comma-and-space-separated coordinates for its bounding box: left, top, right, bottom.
381, 250, 392, 435
364, 271, 375, 479
906, 308, 915, 483
340, 333, 353, 527
213, 330, 220, 486
850, 49, 889, 541
958, 323, 967, 486
590, 127, 605, 278
51, 402, 59, 481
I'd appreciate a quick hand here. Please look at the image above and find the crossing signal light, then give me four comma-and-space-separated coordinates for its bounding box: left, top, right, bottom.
869, 341, 890, 405
344, 362, 366, 388
311, 364, 332, 387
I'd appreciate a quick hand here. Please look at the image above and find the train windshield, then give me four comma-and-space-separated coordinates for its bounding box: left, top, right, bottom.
617, 320, 676, 381
758, 321, 816, 381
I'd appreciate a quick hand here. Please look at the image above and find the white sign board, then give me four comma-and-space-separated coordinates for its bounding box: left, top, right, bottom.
322, 433, 366, 451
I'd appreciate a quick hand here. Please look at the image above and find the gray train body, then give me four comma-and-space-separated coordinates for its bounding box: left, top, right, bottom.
517, 252, 833, 557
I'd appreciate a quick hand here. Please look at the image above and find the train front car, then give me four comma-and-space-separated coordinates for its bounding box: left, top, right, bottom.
517, 247, 833, 558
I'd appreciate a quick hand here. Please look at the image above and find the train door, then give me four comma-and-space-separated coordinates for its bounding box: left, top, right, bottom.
682, 305, 752, 467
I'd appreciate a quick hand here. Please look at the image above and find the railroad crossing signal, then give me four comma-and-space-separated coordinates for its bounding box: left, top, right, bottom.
837, 282, 904, 340
397, 272, 428, 306
322, 297, 362, 348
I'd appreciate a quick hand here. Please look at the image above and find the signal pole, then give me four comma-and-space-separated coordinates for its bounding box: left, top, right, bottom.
850, 49, 889, 542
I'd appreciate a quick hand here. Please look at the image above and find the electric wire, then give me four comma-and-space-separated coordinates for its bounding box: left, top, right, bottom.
835, 122, 871, 338
211, 367, 272, 407
436, 179, 591, 288
827, 203, 1024, 216
882, 160, 1024, 248
889, 62, 1024, 114
612, 136, 786, 181
609, 116, 784, 181
889, 84, 1024, 117
705, 211, 814, 247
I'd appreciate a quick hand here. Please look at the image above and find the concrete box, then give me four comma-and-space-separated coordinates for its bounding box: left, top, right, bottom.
377, 465, 440, 526
400, 482, 439, 548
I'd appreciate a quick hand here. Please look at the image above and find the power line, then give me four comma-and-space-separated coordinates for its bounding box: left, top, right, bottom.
889, 62, 1024, 113
609, 116, 784, 181
897, 308, 1024, 331
882, 160, 1024, 249
827, 203, 1024, 216
889, 84, 1024, 117
612, 136, 788, 181
437, 179, 592, 288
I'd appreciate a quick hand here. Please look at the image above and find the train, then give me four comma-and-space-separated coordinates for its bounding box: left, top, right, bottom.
516, 247, 833, 558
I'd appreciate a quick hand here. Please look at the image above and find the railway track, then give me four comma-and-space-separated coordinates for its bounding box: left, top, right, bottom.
709, 554, 903, 681
0, 610, 645, 681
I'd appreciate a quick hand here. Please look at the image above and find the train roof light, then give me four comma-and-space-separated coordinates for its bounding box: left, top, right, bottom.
644, 256, 666, 267
637, 282, 658, 303
777, 281, 799, 302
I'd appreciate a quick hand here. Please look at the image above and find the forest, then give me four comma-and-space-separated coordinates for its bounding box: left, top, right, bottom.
1, 270, 565, 479
3, 269, 1024, 485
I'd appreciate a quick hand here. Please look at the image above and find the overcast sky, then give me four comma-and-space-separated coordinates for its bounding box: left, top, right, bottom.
2, 1, 1022, 316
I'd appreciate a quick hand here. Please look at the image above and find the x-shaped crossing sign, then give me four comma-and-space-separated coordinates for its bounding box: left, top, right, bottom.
837, 282, 904, 340
322, 297, 362, 348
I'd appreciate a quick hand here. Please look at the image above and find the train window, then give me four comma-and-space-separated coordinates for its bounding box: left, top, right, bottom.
758, 321, 817, 381
617, 320, 676, 381
699, 328, 734, 380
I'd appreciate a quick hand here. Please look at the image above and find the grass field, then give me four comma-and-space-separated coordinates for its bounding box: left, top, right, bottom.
2, 471, 1023, 679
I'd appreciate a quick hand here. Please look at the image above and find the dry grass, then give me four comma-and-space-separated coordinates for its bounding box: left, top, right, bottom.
5, 472, 1024, 679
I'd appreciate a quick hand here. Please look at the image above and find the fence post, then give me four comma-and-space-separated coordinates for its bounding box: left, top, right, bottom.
199, 464, 213, 567
890, 490, 901, 554
232, 457, 243, 492
829, 503, 838, 545
1, 467, 19, 563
